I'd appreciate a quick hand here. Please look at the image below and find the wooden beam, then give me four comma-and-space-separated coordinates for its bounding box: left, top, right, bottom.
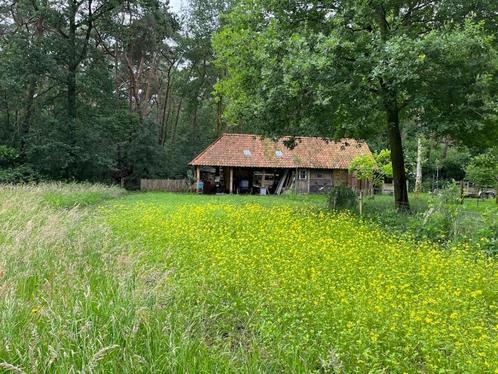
307, 169, 310, 194
229, 167, 233, 194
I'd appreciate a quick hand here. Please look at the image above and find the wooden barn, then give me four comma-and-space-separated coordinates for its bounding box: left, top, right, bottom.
189, 133, 373, 194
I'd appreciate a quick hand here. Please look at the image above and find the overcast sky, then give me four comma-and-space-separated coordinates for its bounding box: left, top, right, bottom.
169, 0, 185, 14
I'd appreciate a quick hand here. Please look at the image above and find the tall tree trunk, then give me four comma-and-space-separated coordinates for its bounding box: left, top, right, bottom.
67, 1, 77, 133
442, 137, 449, 160
191, 102, 198, 143
67, 69, 77, 136
3, 91, 11, 138
415, 137, 423, 193
376, 6, 409, 210
20, 81, 36, 156
171, 96, 184, 145
386, 106, 409, 210
20, 10, 44, 157
159, 66, 173, 146
216, 95, 223, 134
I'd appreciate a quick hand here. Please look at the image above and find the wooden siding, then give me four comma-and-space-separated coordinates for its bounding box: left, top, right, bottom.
295, 168, 352, 193
332, 169, 349, 186
309, 169, 333, 193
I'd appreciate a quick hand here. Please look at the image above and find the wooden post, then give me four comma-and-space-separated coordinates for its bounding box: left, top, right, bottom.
229, 167, 233, 194
359, 190, 363, 216
195, 166, 200, 193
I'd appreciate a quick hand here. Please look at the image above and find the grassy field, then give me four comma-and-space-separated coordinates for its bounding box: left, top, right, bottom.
362, 192, 497, 213
0, 185, 497, 373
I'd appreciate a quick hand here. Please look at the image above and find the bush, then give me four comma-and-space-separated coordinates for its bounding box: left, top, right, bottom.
356, 188, 496, 253
433, 183, 461, 204
475, 211, 498, 255
409, 204, 460, 244
328, 185, 357, 211
0, 165, 40, 183
0, 145, 18, 166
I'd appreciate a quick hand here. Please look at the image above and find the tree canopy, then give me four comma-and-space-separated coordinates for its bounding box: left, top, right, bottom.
213, 0, 498, 209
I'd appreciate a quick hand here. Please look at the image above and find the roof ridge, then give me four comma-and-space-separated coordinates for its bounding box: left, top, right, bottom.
221, 133, 363, 143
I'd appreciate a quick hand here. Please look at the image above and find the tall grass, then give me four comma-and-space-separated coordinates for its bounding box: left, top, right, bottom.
0, 184, 269, 372
0, 184, 132, 372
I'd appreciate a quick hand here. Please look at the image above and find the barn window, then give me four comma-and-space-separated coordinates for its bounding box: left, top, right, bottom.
243, 149, 252, 157
298, 170, 307, 180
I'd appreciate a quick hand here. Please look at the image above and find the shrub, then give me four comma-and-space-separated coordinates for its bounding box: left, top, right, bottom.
409, 204, 460, 244
0, 145, 18, 166
465, 151, 498, 188
328, 185, 357, 211
0, 164, 40, 183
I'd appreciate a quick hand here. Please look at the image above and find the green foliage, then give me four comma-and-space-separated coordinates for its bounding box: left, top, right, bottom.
0, 0, 226, 185
465, 151, 498, 187
328, 185, 357, 211
0, 145, 18, 166
375, 149, 393, 178
408, 187, 463, 244
348, 154, 376, 181
214, 3, 497, 138
0, 145, 39, 183
0, 165, 39, 184
407, 188, 498, 253
362, 188, 497, 252
349, 149, 393, 187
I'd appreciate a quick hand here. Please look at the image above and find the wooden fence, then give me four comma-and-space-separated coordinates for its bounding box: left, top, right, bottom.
140, 179, 193, 192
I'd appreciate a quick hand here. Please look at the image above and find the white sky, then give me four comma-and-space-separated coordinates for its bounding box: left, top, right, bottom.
169, 0, 185, 14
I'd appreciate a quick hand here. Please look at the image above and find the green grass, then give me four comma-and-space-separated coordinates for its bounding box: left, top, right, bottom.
364, 192, 497, 213
461, 196, 497, 212
356, 192, 497, 252
0, 185, 496, 372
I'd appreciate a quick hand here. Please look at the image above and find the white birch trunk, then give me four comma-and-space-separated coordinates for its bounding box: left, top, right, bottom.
415, 137, 423, 193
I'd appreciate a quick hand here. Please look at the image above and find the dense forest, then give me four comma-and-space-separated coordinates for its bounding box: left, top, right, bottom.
0, 0, 232, 186
0, 0, 497, 199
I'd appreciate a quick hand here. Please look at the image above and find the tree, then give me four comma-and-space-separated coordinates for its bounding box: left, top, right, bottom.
349, 149, 393, 191
214, 0, 498, 210
465, 151, 498, 190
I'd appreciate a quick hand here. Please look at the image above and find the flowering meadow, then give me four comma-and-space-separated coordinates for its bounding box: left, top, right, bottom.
106, 193, 497, 373
0, 186, 496, 373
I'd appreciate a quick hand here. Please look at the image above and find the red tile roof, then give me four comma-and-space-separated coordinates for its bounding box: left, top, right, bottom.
189, 133, 372, 169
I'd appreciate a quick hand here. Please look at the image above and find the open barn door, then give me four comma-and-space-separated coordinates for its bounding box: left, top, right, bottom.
275, 170, 289, 195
